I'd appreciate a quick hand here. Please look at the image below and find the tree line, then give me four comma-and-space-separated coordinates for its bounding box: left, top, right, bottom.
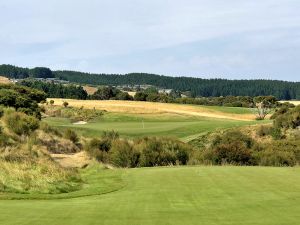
20, 80, 87, 100
0, 64, 53, 79
1, 64, 299, 99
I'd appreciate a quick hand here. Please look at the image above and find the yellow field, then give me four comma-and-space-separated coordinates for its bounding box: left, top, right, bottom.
48, 99, 256, 121
279, 101, 300, 106
0, 76, 11, 84
83, 85, 98, 95
127, 91, 136, 97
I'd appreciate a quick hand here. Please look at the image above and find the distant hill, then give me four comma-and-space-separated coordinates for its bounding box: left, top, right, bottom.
0, 64, 299, 100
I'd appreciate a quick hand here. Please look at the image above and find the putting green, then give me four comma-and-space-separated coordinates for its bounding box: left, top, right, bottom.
0, 166, 299, 225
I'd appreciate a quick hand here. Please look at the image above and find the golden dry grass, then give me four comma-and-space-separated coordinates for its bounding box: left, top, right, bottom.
48, 99, 255, 121
83, 85, 98, 95
127, 91, 136, 97
279, 101, 300, 106
50, 152, 91, 168
0, 76, 11, 84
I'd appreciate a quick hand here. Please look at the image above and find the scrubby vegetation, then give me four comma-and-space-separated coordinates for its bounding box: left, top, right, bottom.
189, 105, 300, 166
0, 110, 82, 194
0, 85, 84, 194
44, 104, 104, 122
85, 131, 192, 168
0, 84, 46, 118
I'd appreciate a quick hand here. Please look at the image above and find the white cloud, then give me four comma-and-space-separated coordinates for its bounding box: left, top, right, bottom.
0, 0, 299, 80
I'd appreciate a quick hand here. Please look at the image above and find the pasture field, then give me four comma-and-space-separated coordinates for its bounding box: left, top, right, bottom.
0, 76, 11, 84
48, 99, 256, 120
0, 166, 299, 225
280, 100, 300, 106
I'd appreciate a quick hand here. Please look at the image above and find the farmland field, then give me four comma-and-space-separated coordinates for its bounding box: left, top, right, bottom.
48, 99, 256, 120
0, 166, 299, 225
280, 100, 300, 106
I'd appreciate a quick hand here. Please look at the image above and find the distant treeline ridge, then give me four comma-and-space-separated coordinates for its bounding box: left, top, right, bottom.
0, 64, 299, 100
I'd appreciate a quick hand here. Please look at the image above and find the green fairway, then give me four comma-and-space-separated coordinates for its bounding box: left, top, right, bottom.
0, 166, 299, 225
43, 113, 266, 141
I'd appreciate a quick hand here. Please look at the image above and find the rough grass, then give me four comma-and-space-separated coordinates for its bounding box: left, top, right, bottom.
83, 85, 98, 95
0, 163, 125, 200
0, 166, 299, 225
0, 76, 11, 84
48, 98, 256, 121
0, 158, 81, 195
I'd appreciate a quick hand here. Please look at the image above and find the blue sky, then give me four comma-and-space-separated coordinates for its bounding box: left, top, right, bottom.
0, 0, 299, 81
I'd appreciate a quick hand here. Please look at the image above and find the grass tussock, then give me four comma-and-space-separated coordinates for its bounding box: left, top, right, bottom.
0, 158, 81, 194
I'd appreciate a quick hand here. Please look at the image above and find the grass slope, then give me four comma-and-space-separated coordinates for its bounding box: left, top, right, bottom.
43, 112, 266, 141
48, 99, 256, 121
0, 166, 299, 225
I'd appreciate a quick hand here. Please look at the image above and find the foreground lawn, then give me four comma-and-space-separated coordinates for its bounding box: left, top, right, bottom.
43, 113, 266, 141
0, 166, 299, 225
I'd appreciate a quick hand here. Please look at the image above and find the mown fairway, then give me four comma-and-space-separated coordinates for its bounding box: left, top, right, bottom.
44, 112, 264, 141
44, 99, 267, 141
0, 166, 299, 225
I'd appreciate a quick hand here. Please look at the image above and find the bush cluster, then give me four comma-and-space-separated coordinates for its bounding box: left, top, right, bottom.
85, 132, 192, 168
45, 105, 104, 122
0, 84, 46, 119
191, 128, 300, 167
90, 86, 133, 101
273, 105, 300, 129
3, 111, 39, 136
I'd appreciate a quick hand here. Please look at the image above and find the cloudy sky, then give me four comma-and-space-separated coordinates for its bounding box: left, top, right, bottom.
0, 0, 299, 81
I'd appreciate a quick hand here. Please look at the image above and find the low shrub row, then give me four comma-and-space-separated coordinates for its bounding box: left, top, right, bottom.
85, 132, 192, 168
44, 105, 104, 122
190, 129, 300, 167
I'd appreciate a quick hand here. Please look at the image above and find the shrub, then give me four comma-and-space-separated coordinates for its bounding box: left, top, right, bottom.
257, 125, 272, 137
202, 130, 255, 165
258, 150, 296, 166
63, 101, 69, 108
109, 140, 140, 168
270, 127, 283, 140
39, 122, 62, 137
3, 112, 39, 136
50, 100, 54, 105
85, 136, 192, 168
102, 130, 119, 140
274, 105, 300, 129
115, 92, 133, 100
0, 106, 4, 118
63, 129, 79, 144
203, 142, 253, 165
136, 137, 191, 167
84, 136, 115, 162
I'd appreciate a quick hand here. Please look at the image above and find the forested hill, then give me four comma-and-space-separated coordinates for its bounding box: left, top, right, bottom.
1, 64, 299, 99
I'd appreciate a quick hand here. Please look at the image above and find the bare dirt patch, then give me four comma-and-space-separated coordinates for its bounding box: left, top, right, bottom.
50, 151, 91, 168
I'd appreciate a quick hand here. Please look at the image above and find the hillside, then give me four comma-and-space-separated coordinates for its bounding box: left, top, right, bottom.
0, 76, 11, 84
1, 64, 300, 99
48, 99, 255, 121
